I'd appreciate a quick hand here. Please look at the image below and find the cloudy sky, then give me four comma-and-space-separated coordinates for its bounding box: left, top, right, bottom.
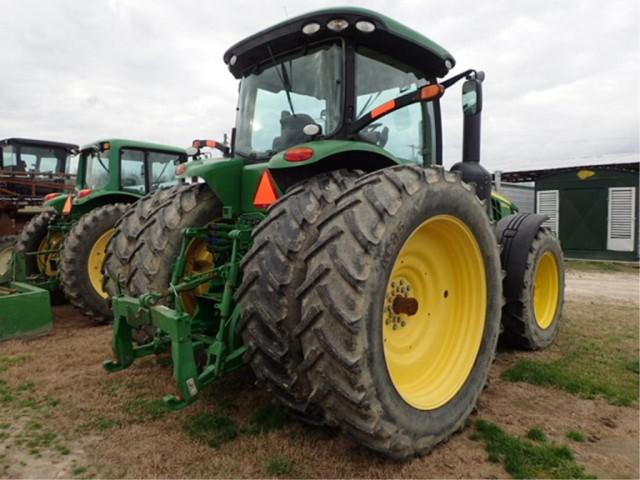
1, 0, 638, 172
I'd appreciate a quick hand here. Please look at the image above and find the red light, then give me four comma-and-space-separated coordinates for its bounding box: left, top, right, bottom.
77, 188, 92, 198
283, 147, 314, 162
192, 139, 219, 149
253, 170, 279, 209
175, 163, 188, 176
43, 193, 60, 202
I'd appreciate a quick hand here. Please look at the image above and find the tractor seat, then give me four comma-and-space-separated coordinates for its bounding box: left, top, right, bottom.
272, 111, 315, 152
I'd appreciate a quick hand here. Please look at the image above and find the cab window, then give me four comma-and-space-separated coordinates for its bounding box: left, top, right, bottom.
355, 51, 437, 165
149, 151, 181, 189
120, 149, 146, 193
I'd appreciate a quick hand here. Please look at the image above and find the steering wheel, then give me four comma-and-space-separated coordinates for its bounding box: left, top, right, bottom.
361, 123, 390, 148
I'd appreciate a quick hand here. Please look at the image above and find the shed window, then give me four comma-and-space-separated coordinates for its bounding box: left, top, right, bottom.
536, 190, 559, 235
607, 187, 636, 252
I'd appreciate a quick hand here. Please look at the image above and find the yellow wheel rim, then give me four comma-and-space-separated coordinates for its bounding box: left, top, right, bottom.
382, 215, 487, 410
181, 238, 214, 315
37, 232, 64, 277
87, 228, 115, 299
533, 251, 560, 329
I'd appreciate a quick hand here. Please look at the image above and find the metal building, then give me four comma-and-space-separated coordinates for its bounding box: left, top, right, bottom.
499, 162, 639, 261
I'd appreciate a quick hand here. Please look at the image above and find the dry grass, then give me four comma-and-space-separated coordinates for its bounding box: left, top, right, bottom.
0, 264, 638, 478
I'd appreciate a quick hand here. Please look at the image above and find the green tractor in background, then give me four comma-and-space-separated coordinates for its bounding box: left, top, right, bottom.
104, 8, 565, 459
11, 139, 187, 324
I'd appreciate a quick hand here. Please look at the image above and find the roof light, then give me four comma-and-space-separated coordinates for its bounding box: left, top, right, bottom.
77, 188, 92, 199
175, 163, 188, 176
229, 55, 237, 66
302, 124, 321, 136
253, 170, 279, 209
444, 59, 454, 70
327, 18, 349, 32
355, 20, 375, 33
283, 146, 314, 162
302, 22, 321, 35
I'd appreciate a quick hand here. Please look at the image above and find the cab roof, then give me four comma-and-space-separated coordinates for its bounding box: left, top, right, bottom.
79, 138, 186, 154
223, 7, 455, 79
1, 137, 78, 151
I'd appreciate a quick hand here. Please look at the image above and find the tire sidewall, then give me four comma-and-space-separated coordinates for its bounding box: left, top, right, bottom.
363, 178, 502, 437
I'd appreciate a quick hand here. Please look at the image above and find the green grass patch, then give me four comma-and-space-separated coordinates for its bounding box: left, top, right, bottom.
472, 420, 593, 479
0, 355, 27, 373
626, 360, 640, 374
265, 455, 293, 476
526, 427, 547, 442
183, 412, 238, 449
566, 431, 586, 443
502, 358, 637, 406
247, 403, 290, 434
72, 466, 87, 477
123, 398, 170, 422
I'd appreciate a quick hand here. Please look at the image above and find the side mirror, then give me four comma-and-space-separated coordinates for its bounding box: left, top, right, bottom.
462, 75, 483, 116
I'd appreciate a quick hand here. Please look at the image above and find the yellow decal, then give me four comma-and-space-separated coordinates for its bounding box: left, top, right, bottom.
577, 169, 595, 180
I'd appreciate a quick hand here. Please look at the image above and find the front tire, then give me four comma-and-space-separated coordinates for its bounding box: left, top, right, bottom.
297, 166, 502, 460
59, 204, 128, 322
501, 228, 565, 349
0, 235, 16, 278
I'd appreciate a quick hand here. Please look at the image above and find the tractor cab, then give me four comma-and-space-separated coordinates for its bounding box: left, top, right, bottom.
44, 139, 188, 217
223, 7, 490, 200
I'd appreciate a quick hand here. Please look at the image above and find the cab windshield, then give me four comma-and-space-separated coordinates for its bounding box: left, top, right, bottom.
84, 150, 110, 190
234, 43, 343, 159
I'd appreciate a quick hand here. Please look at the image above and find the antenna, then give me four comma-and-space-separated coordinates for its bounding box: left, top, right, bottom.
283, 6, 289, 18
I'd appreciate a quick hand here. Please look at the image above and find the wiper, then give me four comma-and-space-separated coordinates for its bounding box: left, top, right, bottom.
357, 91, 382, 118
267, 45, 295, 115
152, 160, 171, 185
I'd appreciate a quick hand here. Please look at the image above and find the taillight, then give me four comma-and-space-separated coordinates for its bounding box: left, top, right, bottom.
283, 147, 314, 162
253, 170, 279, 209
77, 188, 92, 198
43, 192, 60, 202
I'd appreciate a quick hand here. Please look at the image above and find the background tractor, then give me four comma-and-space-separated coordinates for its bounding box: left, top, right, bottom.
3, 139, 187, 336
103, 8, 565, 460
0, 138, 77, 276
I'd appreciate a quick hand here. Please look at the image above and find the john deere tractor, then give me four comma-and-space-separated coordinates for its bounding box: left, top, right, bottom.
104, 8, 565, 459
11, 139, 187, 324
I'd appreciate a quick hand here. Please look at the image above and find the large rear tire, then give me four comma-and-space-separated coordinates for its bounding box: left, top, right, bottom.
59, 204, 128, 322
103, 187, 176, 299
297, 166, 502, 460
501, 227, 565, 349
126, 184, 222, 303
237, 170, 359, 421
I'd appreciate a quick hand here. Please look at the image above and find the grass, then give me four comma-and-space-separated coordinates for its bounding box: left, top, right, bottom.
122, 398, 170, 422
264, 455, 293, 476
567, 431, 586, 443
526, 427, 547, 442
183, 412, 239, 449
471, 420, 593, 479
502, 301, 639, 406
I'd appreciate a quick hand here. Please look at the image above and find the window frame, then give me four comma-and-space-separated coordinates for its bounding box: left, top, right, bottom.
118, 147, 186, 193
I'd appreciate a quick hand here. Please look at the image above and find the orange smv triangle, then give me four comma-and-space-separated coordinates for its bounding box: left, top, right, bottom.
253, 170, 279, 209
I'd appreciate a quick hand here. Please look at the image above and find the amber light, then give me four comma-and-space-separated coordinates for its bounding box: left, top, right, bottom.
283, 147, 314, 162
77, 188, 92, 198
420, 84, 445, 101
192, 139, 219, 149
371, 100, 396, 119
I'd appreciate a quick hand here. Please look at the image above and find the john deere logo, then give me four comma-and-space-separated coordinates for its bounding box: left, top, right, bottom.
577, 169, 595, 180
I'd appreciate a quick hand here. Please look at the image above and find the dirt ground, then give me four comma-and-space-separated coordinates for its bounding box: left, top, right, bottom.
0, 265, 638, 479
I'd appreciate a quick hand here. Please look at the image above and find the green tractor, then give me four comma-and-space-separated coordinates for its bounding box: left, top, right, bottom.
11, 139, 187, 324
104, 8, 565, 459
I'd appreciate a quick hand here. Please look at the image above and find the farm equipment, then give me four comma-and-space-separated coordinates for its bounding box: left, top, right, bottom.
1, 139, 188, 335
104, 8, 565, 459
0, 138, 78, 275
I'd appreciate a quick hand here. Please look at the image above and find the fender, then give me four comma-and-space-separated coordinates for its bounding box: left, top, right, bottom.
496, 213, 549, 302
70, 191, 141, 217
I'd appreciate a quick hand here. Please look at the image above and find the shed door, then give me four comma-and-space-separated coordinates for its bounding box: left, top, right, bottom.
536, 190, 559, 234
607, 187, 636, 252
